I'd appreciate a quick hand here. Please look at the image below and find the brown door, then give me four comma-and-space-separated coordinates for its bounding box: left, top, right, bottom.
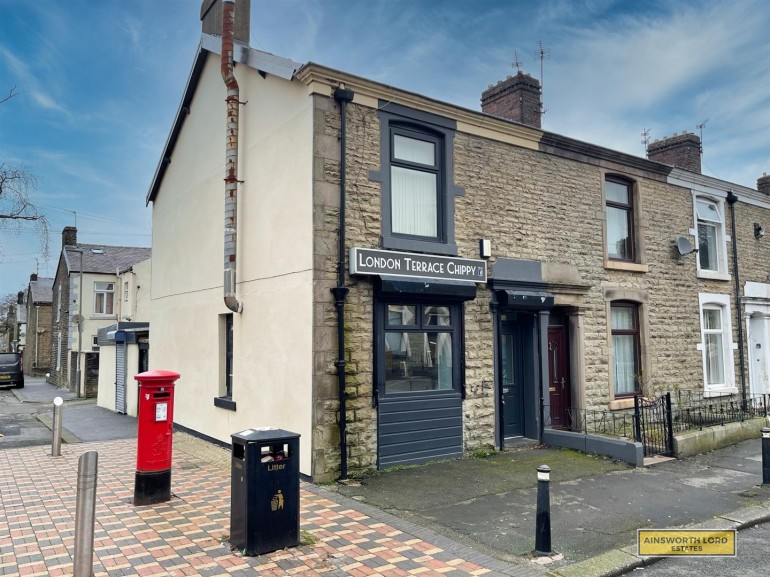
547, 325, 571, 428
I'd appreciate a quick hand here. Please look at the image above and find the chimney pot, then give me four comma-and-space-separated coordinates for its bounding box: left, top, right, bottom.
62, 226, 77, 248
201, 0, 250, 43
758, 173, 770, 195
481, 71, 542, 129
647, 132, 701, 174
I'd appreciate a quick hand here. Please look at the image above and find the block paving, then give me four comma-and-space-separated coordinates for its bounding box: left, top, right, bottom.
0, 433, 539, 577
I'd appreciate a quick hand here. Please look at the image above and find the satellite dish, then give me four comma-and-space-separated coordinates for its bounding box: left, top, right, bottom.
676, 236, 697, 256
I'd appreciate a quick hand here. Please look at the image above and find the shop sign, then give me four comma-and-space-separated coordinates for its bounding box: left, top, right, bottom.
349, 247, 487, 283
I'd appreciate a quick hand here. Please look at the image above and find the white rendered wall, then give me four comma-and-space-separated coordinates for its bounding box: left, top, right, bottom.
150, 54, 314, 474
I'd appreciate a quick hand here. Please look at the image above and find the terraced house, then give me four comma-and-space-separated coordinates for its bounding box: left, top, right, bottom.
147, 0, 770, 482
49, 226, 151, 397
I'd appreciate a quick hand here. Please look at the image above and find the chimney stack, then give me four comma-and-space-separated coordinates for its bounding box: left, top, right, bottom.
62, 226, 77, 247
647, 132, 701, 174
201, 0, 250, 43
757, 173, 770, 195
481, 72, 542, 129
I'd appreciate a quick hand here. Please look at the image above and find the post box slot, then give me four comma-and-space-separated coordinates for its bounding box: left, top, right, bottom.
260, 443, 291, 463
233, 443, 245, 460
153, 391, 171, 399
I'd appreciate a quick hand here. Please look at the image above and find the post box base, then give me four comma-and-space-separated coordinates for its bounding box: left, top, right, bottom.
134, 470, 171, 505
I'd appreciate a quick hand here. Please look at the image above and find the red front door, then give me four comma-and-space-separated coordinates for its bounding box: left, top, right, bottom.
547, 325, 571, 429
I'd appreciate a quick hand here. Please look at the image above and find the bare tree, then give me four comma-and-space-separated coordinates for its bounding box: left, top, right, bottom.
1, 87, 49, 259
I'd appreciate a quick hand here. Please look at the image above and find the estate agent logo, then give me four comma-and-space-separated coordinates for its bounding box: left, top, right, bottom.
638, 529, 736, 557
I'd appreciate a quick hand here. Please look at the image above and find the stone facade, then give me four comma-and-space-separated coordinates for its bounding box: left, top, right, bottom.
308, 84, 770, 480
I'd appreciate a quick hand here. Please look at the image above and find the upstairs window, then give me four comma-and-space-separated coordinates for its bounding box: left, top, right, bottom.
391, 130, 440, 239
694, 197, 727, 277
94, 282, 114, 315
373, 102, 463, 256
605, 177, 634, 261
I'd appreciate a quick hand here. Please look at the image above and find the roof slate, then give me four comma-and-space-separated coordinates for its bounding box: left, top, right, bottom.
64, 245, 151, 275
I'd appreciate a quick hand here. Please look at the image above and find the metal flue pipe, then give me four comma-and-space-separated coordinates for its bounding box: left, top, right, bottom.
221, 0, 242, 313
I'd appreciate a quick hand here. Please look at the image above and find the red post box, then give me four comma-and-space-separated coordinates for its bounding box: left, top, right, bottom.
134, 369, 179, 505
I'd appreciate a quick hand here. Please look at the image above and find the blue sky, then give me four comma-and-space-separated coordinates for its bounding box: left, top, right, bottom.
1, 0, 769, 298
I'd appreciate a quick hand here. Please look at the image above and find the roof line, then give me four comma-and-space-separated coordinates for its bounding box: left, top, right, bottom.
145, 34, 301, 205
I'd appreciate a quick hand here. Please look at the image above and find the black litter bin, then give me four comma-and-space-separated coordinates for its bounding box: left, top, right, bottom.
230, 428, 300, 556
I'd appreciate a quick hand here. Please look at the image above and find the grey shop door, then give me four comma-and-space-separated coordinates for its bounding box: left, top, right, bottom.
115, 342, 127, 414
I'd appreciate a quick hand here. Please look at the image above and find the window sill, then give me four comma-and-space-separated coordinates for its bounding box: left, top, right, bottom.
604, 261, 649, 273
608, 397, 637, 411
382, 235, 458, 257
214, 396, 236, 411
697, 270, 731, 281
703, 387, 739, 399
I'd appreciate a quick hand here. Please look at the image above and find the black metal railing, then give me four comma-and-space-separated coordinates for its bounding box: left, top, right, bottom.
545, 391, 769, 457
545, 404, 636, 438
671, 391, 767, 432
634, 393, 673, 457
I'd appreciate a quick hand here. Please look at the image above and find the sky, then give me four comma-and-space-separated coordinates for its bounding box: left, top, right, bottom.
1, 0, 769, 299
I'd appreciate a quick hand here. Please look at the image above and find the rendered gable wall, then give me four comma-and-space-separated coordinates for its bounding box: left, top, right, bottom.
150, 52, 315, 474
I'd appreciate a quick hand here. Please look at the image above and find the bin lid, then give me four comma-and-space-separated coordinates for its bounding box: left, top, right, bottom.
231, 427, 300, 443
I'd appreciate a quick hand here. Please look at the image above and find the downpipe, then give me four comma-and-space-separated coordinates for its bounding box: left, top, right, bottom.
332, 85, 354, 480
726, 191, 747, 411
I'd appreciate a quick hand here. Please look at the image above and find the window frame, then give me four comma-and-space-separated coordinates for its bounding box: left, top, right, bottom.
214, 313, 236, 410
93, 281, 115, 316
389, 126, 443, 241
697, 293, 737, 396
692, 195, 729, 280
604, 176, 635, 262
375, 300, 463, 400
371, 102, 463, 256
610, 301, 641, 398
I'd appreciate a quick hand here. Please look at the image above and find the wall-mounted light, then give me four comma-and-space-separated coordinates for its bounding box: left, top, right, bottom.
754, 223, 765, 238
479, 239, 492, 259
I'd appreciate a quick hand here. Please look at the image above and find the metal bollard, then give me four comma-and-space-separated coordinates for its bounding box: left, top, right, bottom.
534, 464, 553, 556
51, 396, 64, 457
73, 451, 98, 577
762, 428, 770, 485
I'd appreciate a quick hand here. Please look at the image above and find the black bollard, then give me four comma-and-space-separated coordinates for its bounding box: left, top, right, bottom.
762, 427, 770, 485
534, 464, 552, 555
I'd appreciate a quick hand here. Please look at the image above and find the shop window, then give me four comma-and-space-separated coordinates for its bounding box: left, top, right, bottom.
94, 282, 114, 315
372, 102, 463, 256
380, 302, 459, 395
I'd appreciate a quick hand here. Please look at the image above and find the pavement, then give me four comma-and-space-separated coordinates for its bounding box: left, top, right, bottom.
2, 377, 770, 577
